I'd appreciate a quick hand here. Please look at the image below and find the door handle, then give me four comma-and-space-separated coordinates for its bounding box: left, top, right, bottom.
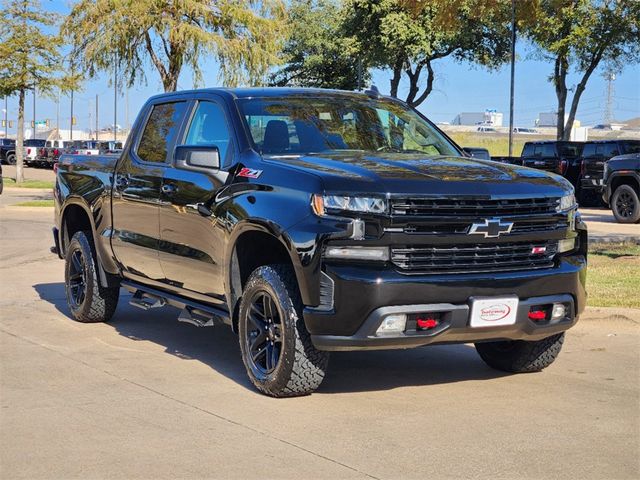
161, 183, 178, 195
114, 174, 129, 190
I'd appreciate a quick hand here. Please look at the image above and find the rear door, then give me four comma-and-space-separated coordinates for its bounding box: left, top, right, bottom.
111, 100, 189, 281
157, 95, 234, 303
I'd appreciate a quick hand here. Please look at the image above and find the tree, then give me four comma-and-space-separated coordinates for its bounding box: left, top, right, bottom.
526, 0, 640, 140
63, 0, 288, 92
344, 0, 513, 107
0, 0, 74, 183
270, 0, 369, 90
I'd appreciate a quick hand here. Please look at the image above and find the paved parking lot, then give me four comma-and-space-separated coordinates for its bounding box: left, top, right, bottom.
1, 192, 639, 479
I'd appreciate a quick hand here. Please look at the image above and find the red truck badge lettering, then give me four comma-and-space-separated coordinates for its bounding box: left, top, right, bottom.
237, 167, 262, 179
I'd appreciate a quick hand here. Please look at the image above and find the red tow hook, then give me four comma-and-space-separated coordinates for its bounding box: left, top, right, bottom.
528, 310, 546, 321
416, 317, 439, 329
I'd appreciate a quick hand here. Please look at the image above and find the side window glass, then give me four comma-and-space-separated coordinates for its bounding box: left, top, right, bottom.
533, 146, 544, 156
137, 102, 187, 163
521, 144, 534, 157
185, 101, 231, 161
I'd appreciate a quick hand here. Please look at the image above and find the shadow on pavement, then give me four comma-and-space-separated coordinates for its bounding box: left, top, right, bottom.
34, 282, 508, 394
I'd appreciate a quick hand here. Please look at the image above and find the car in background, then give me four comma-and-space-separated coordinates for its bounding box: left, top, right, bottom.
462, 147, 491, 160
477, 126, 497, 133
0, 138, 16, 165
77, 140, 123, 155
513, 127, 539, 134
521, 141, 583, 190
36, 140, 71, 168
0, 162, 3, 194
580, 140, 640, 206
24, 139, 47, 167
602, 153, 640, 223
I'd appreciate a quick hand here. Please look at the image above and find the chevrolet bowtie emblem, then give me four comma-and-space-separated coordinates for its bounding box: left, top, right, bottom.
468, 218, 514, 238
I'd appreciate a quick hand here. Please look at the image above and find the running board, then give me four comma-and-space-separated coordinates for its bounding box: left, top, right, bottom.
121, 280, 231, 326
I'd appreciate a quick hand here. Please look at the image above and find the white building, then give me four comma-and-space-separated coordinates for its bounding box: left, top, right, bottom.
452, 110, 503, 127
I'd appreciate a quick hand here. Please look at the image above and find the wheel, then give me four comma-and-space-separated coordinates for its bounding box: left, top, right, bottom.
611, 184, 640, 223
238, 265, 330, 397
6, 153, 15, 165
64, 231, 119, 323
475, 333, 564, 373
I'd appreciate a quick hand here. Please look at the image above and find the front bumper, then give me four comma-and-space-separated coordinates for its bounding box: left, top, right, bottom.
305, 254, 587, 351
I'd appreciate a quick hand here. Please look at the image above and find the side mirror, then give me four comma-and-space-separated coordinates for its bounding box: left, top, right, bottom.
175, 145, 220, 171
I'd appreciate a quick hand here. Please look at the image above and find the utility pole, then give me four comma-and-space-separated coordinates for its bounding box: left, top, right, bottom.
56, 90, 60, 139
4, 96, 7, 139
33, 87, 36, 137
604, 71, 615, 125
125, 87, 129, 134
508, 0, 516, 158
70, 89, 74, 141
96, 94, 99, 141
114, 58, 118, 143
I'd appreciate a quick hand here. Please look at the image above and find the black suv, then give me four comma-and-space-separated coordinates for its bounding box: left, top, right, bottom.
580, 140, 640, 203
0, 138, 16, 165
521, 141, 583, 188
603, 153, 640, 223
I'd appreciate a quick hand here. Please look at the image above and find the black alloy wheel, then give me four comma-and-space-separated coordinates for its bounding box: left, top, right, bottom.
611, 185, 640, 223
245, 291, 284, 374
68, 249, 87, 309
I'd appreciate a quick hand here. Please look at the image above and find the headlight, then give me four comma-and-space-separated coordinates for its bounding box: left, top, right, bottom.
324, 246, 389, 261
312, 194, 387, 216
558, 193, 577, 212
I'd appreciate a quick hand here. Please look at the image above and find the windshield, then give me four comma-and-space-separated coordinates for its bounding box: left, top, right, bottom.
238, 95, 459, 157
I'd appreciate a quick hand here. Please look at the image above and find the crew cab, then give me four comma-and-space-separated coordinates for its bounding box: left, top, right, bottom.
24, 139, 47, 167
521, 141, 583, 189
53, 88, 587, 397
603, 153, 640, 223
580, 140, 640, 204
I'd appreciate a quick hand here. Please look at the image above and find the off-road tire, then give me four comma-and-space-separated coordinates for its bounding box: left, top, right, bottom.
475, 333, 565, 373
64, 231, 119, 323
611, 184, 640, 223
6, 153, 15, 165
238, 265, 330, 397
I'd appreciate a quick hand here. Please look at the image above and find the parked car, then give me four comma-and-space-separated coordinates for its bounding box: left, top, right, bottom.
477, 126, 497, 133
579, 140, 640, 206
0, 138, 16, 165
513, 127, 538, 134
521, 141, 584, 189
602, 153, 640, 223
53, 87, 587, 397
0, 162, 3, 194
36, 140, 71, 168
24, 139, 47, 167
77, 140, 123, 155
462, 147, 491, 160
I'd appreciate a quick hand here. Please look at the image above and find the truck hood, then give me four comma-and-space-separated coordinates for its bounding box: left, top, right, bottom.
265, 151, 573, 197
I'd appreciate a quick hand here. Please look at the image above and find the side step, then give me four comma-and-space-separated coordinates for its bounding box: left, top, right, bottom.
121, 280, 231, 327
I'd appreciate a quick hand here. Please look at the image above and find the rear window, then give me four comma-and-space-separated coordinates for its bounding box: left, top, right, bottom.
521, 143, 535, 157
136, 102, 187, 163
621, 142, 640, 155
595, 143, 619, 157
25, 139, 46, 147
557, 143, 582, 157
582, 143, 597, 157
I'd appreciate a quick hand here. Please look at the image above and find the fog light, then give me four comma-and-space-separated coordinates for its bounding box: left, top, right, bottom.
376, 314, 406, 335
551, 303, 566, 320
325, 246, 389, 261
558, 238, 576, 253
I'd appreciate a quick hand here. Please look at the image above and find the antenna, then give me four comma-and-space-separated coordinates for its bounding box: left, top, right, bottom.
604, 71, 615, 125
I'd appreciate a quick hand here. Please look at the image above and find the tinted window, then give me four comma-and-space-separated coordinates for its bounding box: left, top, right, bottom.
521, 143, 535, 157
137, 102, 187, 163
185, 101, 230, 161
558, 143, 582, 157
238, 96, 458, 157
25, 139, 46, 146
621, 142, 640, 154
541, 144, 556, 156
582, 143, 597, 157
595, 143, 619, 157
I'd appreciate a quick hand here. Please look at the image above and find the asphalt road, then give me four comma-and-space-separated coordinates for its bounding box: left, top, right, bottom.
1, 195, 639, 479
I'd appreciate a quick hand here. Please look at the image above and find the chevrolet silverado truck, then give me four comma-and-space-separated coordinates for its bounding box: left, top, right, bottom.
53, 88, 587, 397
603, 153, 640, 223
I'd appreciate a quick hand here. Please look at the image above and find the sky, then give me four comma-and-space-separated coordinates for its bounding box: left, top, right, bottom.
2, 1, 639, 136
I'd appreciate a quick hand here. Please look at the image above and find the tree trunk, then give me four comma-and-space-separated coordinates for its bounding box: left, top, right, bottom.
563, 51, 604, 140
553, 54, 568, 141
15, 89, 25, 184
410, 60, 435, 108
389, 57, 403, 98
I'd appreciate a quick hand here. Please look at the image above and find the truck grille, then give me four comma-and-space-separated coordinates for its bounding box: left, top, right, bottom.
390, 197, 560, 217
391, 241, 557, 274
584, 160, 605, 177
401, 219, 567, 235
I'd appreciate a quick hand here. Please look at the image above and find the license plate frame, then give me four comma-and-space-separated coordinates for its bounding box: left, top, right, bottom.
470, 296, 519, 328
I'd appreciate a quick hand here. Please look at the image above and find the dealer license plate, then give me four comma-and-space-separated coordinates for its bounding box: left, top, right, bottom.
470, 296, 519, 328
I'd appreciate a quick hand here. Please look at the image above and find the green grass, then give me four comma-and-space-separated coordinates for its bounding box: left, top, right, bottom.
13, 200, 55, 207
587, 243, 640, 308
446, 132, 555, 157
3, 178, 54, 189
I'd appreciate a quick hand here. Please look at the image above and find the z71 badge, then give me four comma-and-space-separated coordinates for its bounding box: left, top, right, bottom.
237, 167, 263, 179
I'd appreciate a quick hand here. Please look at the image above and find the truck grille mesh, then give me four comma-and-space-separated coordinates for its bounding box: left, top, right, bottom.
390, 197, 560, 217
391, 241, 557, 274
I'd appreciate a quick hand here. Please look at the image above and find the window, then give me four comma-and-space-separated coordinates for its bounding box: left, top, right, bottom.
521, 144, 534, 157
237, 96, 458, 157
184, 101, 231, 161
582, 144, 596, 157
595, 143, 619, 157
621, 142, 640, 154
137, 102, 187, 163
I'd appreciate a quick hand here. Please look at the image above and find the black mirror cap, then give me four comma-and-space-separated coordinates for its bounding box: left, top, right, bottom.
175, 145, 220, 171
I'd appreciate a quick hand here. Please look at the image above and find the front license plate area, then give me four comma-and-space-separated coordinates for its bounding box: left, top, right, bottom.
470, 296, 519, 328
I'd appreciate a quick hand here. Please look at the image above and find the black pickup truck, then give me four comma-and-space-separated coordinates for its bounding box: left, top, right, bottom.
53, 88, 587, 397
603, 153, 640, 223
520, 141, 584, 189
0, 138, 16, 165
